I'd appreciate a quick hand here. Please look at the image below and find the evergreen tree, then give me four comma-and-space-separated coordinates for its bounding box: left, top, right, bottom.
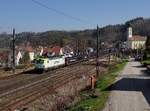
146, 36, 150, 53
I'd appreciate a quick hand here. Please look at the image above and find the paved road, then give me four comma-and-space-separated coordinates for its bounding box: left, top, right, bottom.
103, 61, 150, 111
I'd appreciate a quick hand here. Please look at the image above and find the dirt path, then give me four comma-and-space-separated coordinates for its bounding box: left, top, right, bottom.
103, 61, 150, 111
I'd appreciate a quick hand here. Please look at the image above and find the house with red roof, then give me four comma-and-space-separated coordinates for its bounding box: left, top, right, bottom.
51, 46, 63, 56
34, 45, 74, 57
127, 27, 147, 49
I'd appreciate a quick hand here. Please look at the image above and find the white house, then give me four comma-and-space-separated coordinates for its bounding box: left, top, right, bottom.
26, 46, 35, 61
8, 50, 23, 66
29, 52, 34, 61
16, 51, 22, 65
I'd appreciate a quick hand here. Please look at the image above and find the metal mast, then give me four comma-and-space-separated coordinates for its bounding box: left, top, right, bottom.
96, 25, 100, 77
12, 28, 15, 74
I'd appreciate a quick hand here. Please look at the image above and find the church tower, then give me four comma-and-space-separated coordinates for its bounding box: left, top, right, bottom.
128, 26, 132, 39
127, 26, 132, 49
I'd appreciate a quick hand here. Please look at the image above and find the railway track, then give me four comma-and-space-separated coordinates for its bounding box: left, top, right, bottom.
0, 58, 85, 81
0, 61, 87, 94
0, 61, 95, 111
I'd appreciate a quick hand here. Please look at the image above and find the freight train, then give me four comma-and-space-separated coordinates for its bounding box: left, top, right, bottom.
33, 55, 85, 71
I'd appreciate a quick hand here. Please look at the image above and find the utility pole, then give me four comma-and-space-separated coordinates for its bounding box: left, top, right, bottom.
12, 28, 15, 74
96, 25, 100, 77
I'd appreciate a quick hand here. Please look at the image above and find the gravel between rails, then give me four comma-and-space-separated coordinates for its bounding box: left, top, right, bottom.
0, 62, 86, 95
0, 62, 95, 111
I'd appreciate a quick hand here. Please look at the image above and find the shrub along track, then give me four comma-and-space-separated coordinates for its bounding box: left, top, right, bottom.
0, 61, 96, 111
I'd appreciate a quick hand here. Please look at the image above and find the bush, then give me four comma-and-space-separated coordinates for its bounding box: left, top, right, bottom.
20, 51, 30, 64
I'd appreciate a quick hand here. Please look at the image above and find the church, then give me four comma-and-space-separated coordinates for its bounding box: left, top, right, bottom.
127, 27, 147, 49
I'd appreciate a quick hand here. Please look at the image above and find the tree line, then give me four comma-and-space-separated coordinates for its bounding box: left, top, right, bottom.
0, 17, 150, 50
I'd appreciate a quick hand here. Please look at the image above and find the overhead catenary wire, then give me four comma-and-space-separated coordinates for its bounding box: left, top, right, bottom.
31, 0, 94, 25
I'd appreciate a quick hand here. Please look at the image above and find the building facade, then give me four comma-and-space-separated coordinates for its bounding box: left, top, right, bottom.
127, 27, 147, 49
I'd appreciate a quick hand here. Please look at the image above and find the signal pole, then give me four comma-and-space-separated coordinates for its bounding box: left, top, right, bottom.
96, 25, 100, 77
12, 28, 15, 74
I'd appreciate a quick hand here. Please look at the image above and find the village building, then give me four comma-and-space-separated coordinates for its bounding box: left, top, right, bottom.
127, 27, 147, 49
26, 46, 35, 61
37, 45, 74, 57
51, 46, 63, 56
16, 43, 35, 62
0, 49, 10, 67
34, 46, 43, 57
8, 49, 23, 66
0, 48, 24, 67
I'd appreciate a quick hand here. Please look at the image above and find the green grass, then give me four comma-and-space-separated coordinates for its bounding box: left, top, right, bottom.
141, 54, 150, 66
147, 54, 150, 58
141, 55, 150, 66
68, 60, 127, 111
141, 60, 150, 66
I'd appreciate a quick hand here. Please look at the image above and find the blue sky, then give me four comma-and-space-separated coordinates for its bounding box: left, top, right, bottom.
0, 0, 150, 33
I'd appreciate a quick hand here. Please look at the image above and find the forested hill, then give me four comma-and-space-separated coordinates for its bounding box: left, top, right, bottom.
0, 17, 150, 48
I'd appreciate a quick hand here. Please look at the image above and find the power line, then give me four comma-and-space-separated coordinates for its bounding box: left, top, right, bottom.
0, 26, 13, 30
31, 0, 91, 24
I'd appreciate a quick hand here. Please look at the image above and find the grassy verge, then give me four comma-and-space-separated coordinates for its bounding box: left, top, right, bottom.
68, 60, 128, 111
141, 58, 150, 66
141, 54, 150, 66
